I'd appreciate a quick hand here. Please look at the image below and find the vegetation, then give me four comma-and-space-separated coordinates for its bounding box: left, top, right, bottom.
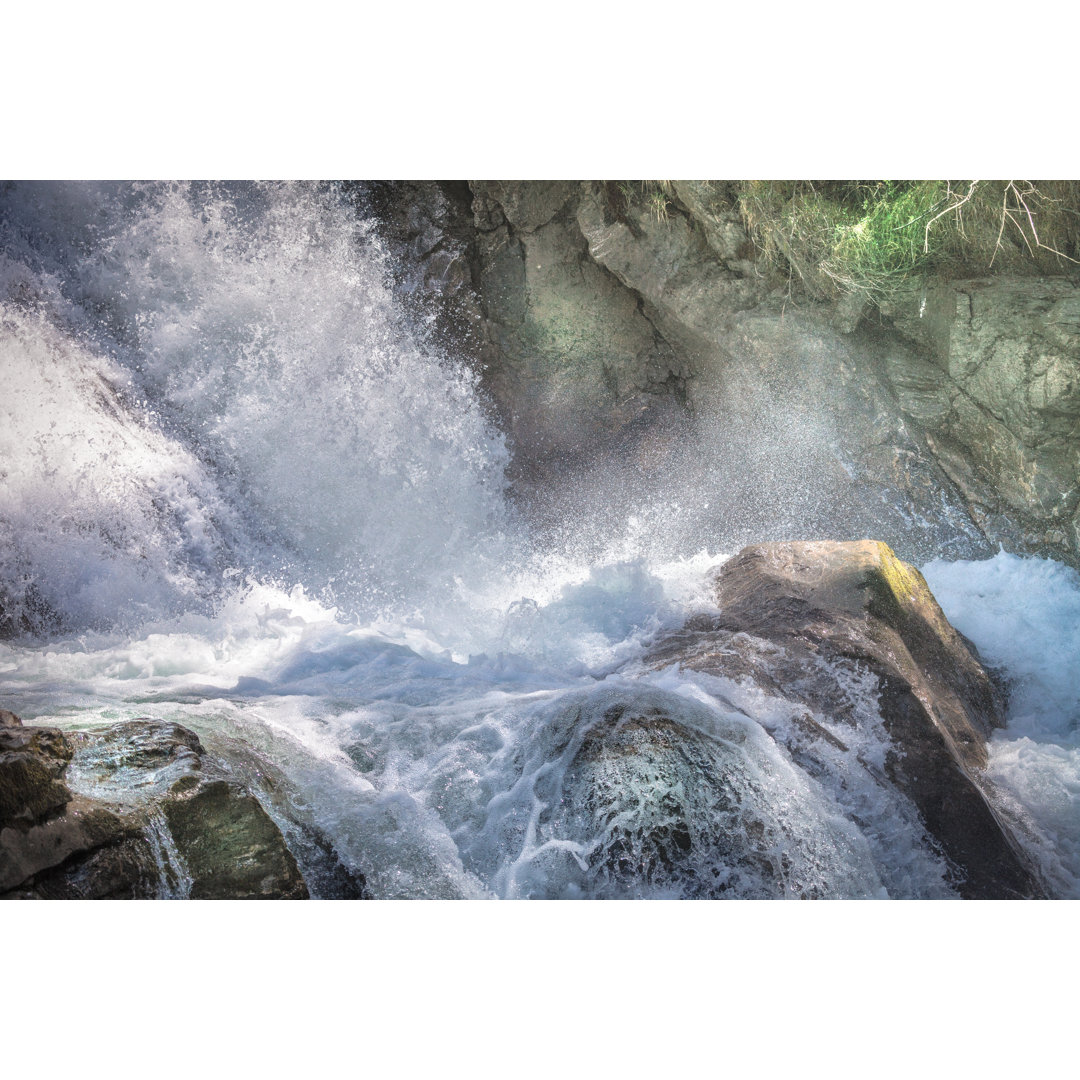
609, 180, 674, 223
600, 179, 1080, 304
734, 180, 1080, 303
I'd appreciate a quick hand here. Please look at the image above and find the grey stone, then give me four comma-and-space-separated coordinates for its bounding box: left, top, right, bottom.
881, 276, 1080, 562
645, 540, 1045, 899
471, 181, 579, 234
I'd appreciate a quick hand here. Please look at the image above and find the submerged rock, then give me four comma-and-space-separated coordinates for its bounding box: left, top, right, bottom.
1, 714, 314, 899
646, 539, 1045, 899
502, 688, 887, 899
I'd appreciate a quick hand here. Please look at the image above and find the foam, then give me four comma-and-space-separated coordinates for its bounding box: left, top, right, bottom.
2, 182, 1074, 898
923, 551, 1080, 896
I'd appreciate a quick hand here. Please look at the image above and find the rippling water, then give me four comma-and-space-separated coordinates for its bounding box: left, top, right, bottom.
2, 181, 1076, 897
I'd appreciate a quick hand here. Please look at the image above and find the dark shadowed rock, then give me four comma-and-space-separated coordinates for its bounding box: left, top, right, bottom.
0, 721, 73, 831
646, 540, 1045, 899
0, 796, 159, 899
163, 778, 307, 900
1, 713, 312, 899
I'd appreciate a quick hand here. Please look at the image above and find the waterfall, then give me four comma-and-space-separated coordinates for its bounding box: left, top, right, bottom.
2, 181, 1077, 899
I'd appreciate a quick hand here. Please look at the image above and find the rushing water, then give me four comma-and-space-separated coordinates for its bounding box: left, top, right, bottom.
2, 181, 1076, 898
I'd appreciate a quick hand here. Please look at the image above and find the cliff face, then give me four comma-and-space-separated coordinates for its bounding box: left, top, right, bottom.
880, 278, 1080, 555
367, 181, 1080, 567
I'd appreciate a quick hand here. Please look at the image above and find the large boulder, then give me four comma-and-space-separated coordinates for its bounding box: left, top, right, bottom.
646, 539, 1045, 899
1, 714, 312, 899
489, 685, 888, 899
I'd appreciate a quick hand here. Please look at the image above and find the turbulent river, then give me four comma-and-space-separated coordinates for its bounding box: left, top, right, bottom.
2, 181, 1078, 899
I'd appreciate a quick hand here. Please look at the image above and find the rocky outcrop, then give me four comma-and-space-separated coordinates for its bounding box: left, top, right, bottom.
466, 181, 689, 476
879, 278, 1080, 562
645, 539, 1045, 899
464, 183, 992, 559
364, 181, 1080, 568
1, 712, 317, 899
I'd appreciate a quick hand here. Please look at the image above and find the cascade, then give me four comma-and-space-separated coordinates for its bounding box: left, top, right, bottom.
2, 181, 1076, 899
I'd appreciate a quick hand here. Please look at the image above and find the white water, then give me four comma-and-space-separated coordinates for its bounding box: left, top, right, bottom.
924, 553, 1080, 898
2, 181, 1076, 898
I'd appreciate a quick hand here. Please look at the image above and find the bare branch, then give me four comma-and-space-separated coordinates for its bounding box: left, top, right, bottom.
924, 180, 980, 253
994, 181, 1080, 267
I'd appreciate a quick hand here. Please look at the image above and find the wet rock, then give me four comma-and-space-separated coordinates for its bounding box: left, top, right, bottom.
647, 540, 1045, 899
163, 777, 307, 900
547, 701, 877, 899
1, 797, 159, 899
1, 713, 311, 899
489, 684, 889, 899
879, 277, 1080, 565
1, 716, 74, 831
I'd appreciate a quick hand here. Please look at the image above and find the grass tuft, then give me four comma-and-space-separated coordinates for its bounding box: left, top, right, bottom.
735, 180, 1080, 304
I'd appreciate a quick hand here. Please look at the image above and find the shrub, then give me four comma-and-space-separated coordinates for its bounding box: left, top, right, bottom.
735, 180, 1080, 304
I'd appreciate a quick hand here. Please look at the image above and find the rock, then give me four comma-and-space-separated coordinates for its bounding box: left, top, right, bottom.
162, 778, 307, 900
0, 796, 158, 899
1, 713, 312, 899
354, 180, 487, 368
646, 540, 1045, 899
457, 182, 990, 562
361, 183, 1078, 566
466, 180, 687, 474
471, 180, 578, 234
669, 181, 750, 264
521, 689, 887, 899
879, 277, 1080, 564
577, 185, 763, 351
0, 720, 73, 830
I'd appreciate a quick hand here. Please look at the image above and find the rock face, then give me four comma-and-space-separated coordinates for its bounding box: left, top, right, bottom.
468, 180, 688, 476
646, 539, 1044, 899
1, 713, 313, 899
365, 181, 1080, 568
880, 277, 1080, 562
460, 182, 988, 560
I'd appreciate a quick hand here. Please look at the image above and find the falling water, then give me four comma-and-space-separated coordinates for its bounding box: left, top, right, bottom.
1, 181, 1075, 898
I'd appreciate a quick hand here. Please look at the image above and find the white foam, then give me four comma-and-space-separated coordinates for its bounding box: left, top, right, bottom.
3, 182, 1074, 898
923, 550, 1080, 896
1, 182, 510, 631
